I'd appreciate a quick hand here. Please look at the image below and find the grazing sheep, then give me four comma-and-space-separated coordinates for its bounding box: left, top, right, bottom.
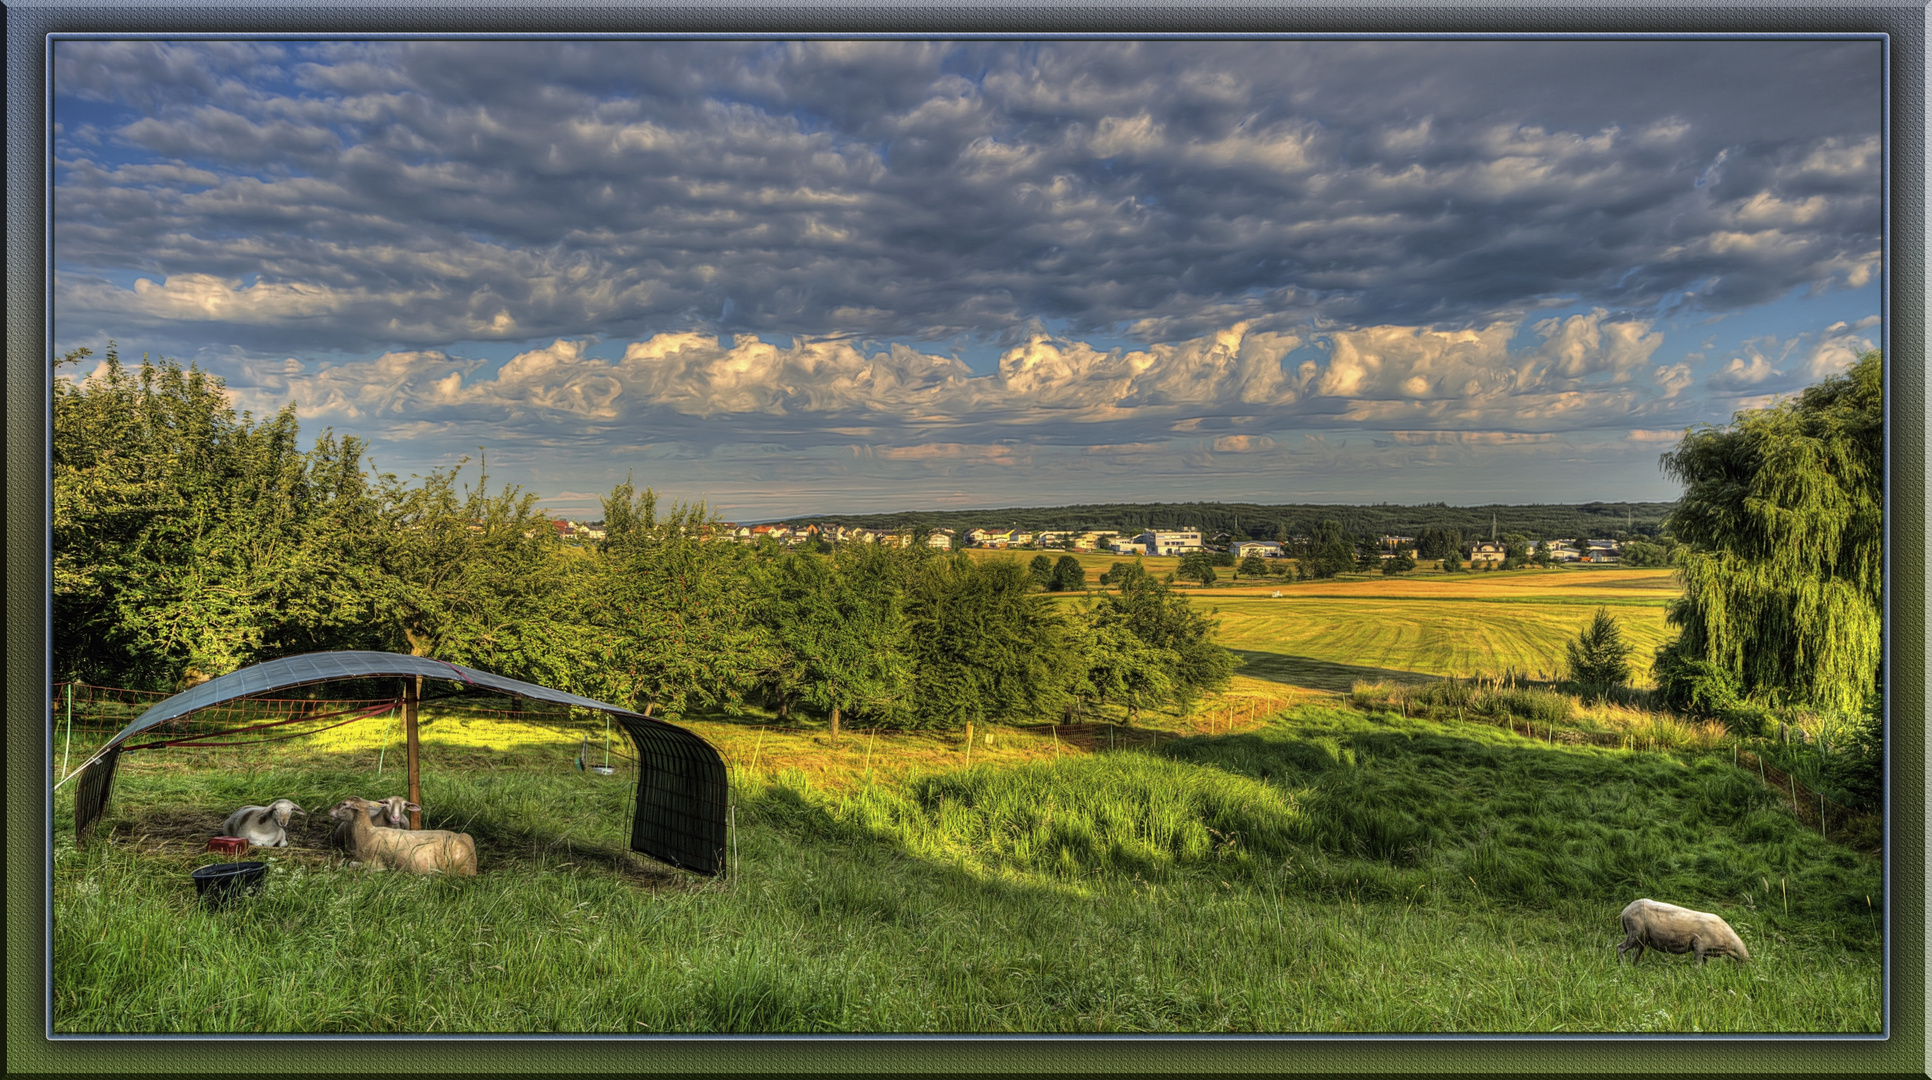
1616, 898, 1751, 965
327, 796, 477, 876
220, 799, 307, 848
328, 795, 414, 855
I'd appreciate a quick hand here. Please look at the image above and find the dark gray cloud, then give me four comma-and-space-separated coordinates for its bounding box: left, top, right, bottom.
54, 38, 1882, 356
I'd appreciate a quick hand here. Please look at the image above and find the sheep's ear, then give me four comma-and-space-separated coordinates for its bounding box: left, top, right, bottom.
405, 802, 423, 814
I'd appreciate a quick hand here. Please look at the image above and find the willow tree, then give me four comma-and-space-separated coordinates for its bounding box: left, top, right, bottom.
1657, 351, 1882, 714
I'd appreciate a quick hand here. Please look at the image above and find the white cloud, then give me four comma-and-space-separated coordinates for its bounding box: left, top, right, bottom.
1708, 354, 1780, 390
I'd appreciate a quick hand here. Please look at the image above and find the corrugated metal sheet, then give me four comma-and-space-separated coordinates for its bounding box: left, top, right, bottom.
75, 651, 728, 875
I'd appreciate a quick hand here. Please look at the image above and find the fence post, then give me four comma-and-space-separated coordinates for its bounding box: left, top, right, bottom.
60, 682, 75, 782
405, 676, 422, 829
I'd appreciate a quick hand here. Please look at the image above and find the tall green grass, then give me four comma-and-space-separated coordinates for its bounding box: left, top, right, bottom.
51, 705, 1881, 1033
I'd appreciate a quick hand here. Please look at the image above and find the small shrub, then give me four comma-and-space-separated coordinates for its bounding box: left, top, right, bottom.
1565, 607, 1634, 692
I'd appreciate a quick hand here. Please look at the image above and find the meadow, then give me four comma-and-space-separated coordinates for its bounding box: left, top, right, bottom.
49, 565, 1883, 1034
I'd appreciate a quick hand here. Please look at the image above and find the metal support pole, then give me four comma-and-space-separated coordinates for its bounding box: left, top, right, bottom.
61, 682, 75, 782
406, 675, 422, 829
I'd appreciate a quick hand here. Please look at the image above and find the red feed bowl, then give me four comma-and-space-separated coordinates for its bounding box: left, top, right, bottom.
207, 836, 251, 855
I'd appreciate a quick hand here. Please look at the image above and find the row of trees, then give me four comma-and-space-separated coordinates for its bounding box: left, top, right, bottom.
53, 347, 1236, 730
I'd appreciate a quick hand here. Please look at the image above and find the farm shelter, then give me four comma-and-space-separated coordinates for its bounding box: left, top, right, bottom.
63, 651, 729, 875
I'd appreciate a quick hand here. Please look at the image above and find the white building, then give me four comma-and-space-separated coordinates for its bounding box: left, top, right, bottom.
1127, 529, 1204, 556
1231, 540, 1285, 558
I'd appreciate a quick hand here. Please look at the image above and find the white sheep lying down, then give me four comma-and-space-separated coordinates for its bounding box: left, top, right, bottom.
327, 795, 477, 876
1616, 898, 1751, 965
220, 799, 308, 848
329, 795, 413, 855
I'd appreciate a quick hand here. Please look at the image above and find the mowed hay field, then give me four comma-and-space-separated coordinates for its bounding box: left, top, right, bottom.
1111, 565, 1675, 692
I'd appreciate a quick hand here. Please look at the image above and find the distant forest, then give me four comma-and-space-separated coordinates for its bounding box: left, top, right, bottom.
778, 501, 1677, 542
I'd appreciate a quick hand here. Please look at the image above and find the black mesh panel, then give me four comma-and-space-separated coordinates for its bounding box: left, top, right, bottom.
621, 716, 729, 875
74, 745, 121, 844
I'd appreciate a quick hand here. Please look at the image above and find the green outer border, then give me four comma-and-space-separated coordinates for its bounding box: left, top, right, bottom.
7, 4, 1923, 1074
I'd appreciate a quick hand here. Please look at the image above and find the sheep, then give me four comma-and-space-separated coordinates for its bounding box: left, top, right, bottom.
1615, 898, 1751, 965
220, 799, 308, 848
328, 795, 414, 855
327, 796, 477, 876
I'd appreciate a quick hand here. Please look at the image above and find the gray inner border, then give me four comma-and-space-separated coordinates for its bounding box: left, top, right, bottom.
9, 4, 1924, 1075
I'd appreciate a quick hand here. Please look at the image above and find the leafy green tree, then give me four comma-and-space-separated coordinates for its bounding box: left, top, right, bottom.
592, 488, 770, 719
1177, 551, 1218, 587
1028, 553, 1056, 589
1381, 551, 1416, 575
1566, 607, 1634, 692
1237, 553, 1268, 578
53, 346, 406, 686
1048, 555, 1087, 592
1070, 617, 1177, 725
1657, 351, 1882, 713
1619, 539, 1671, 568
1416, 527, 1462, 561
1532, 540, 1553, 568
1354, 546, 1380, 573
901, 553, 1079, 729
1300, 519, 1354, 579
751, 545, 911, 741
1087, 561, 1236, 716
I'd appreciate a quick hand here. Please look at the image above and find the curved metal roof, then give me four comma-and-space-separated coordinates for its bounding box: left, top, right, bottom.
73, 651, 729, 876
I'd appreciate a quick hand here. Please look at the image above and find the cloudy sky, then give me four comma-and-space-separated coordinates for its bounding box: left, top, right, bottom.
52, 38, 1884, 520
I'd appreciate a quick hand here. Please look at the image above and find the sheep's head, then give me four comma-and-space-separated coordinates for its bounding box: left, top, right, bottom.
329, 796, 378, 822
375, 796, 416, 828
268, 799, 308, 826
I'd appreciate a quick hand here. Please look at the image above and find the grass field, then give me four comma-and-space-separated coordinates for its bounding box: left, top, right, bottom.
48, 565, 1882, 1034
51, 688, 1881, 1034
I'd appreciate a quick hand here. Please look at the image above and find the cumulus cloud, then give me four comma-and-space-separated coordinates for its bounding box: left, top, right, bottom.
53, 38, 1882, 359
48, 38, 1883, 514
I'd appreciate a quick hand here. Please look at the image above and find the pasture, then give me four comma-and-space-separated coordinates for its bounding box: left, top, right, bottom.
1070, 564, 1680, 691
51, 683, 1881, 1034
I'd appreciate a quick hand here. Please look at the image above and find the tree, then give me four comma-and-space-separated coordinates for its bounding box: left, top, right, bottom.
750, 545, 911, 741
1237, 554, 1269, 578
1300, 519, 1354, 579
1567, 607, 1634, 692
1657, 351, 1882, 714
902, 553, 1080, 729
53, 346, 406, 687
592, 489, 771, 719
1048, 555, 1087, 592
1532, 540, 1553, 568
1417, 527, 1462, 561
1177, 551, 1218, 587
1353, 546, 1380, 573
1381, 551, 1416, 575
1028, 553, 1056, 589
1085, 561, 1236, 718
1619, 539, 1671, 568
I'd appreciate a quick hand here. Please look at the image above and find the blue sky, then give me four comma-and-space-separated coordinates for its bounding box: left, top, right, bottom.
51, 38, 1884, 521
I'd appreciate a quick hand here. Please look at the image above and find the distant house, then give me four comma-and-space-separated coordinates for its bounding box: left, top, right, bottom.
1126, 529, 1204, 556
1378, 534, 1416, 551
551, 519, 573, 537
926, 532, 953, 550
1469, 541, 1506, 564
1074, 531, 1114, 552
1231, 540, 1285, 558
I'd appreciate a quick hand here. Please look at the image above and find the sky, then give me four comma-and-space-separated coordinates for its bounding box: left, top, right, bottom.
51, 38, 1885, 521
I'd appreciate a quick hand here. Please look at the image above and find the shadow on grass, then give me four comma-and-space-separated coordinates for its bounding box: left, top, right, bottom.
1231, 650, 1440, 693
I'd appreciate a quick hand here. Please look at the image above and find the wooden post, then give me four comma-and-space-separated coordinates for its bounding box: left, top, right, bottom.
831, 704, 841, 746
963, 723, 973, 768
405, 675, 422, 829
